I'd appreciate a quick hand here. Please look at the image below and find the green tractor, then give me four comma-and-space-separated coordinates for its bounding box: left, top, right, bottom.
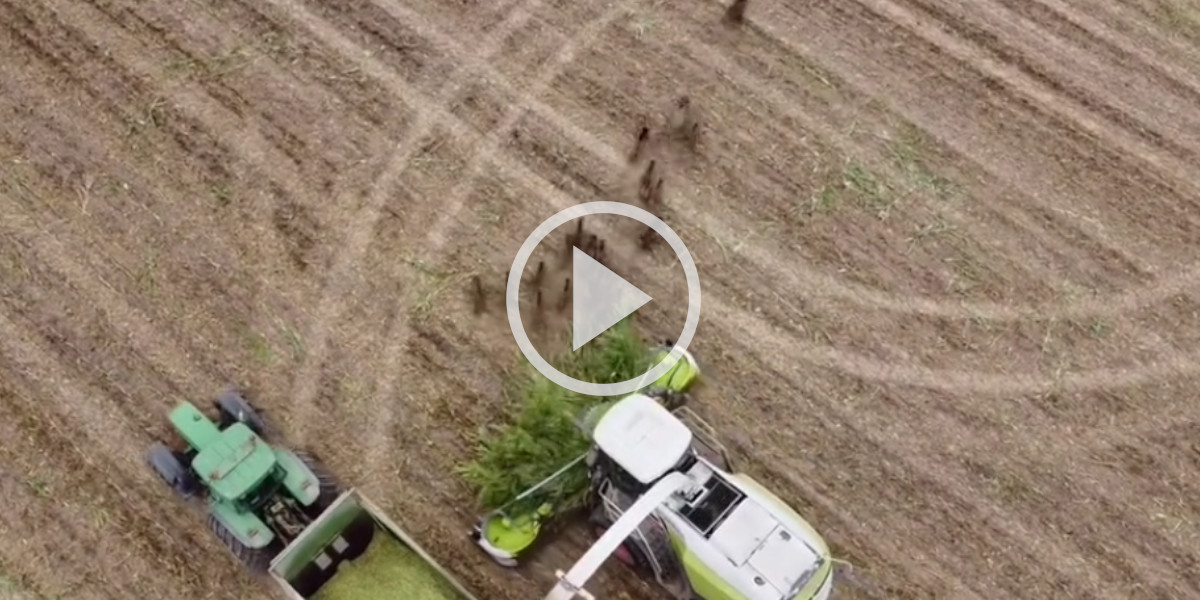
146, 392, 341, 572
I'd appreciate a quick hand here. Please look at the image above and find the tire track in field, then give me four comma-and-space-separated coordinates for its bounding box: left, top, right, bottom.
661, 1, 1174, 280
588, 13, 1167, 319
177, 0, 1200, 451
247, 0, 1200, 398
681, 0, 1200, 317
354, 0, 634, 476
255, 6, 1194, 593
415, 141, 1200, 595
32, 0, 407, 406
714, 0, 1176, 279
231, 0, 1190, 592
655, 1, 1149, 292
428, 163, 1052, 600
272, 0, 1198, 328
278, 0, 540, 445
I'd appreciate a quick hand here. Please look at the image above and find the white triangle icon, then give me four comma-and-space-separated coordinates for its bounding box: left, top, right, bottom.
572, 247, 652, 351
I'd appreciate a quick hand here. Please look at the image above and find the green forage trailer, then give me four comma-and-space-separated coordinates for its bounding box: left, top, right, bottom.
268, 489, 477, 600
147, 391, 478, 600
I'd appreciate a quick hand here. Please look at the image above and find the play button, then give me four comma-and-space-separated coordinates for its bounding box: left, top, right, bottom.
572, 247, 652, 351
507, 201, 701, 397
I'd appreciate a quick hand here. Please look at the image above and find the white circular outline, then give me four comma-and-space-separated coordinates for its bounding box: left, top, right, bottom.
506, 201, 701, 397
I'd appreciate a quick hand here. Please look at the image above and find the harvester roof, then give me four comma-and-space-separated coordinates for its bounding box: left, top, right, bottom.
192, 422, 277, 501
592, 393, 692, 485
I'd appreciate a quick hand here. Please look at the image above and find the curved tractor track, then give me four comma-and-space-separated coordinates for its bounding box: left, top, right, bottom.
0, 0, 1198, 599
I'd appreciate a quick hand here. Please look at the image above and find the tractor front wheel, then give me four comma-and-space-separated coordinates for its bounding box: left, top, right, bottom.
215, 391, 268, 436
207, 514, 276, 573
147, 443, 199, 498
294, 451, 341, 518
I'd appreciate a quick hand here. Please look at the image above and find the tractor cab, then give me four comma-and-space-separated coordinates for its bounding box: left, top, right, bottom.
191, 422, 283, 509
151, 395, 342, 573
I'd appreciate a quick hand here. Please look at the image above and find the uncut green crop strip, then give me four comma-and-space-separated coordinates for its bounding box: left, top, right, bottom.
459, 319, 652, 513
313, 528, 462, 600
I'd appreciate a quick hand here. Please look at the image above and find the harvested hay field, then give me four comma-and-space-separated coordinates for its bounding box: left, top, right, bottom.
1, 0, 1199, 598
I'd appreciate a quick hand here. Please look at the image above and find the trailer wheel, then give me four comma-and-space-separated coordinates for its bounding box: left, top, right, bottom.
207, 514, 275, 573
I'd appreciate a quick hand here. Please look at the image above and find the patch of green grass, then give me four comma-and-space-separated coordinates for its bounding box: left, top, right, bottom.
135, 254, 159, 292
410, 260, 461, 323
281, 325, 306, 361
792, 184, 840, 221
843, 162, 896, 220
244, 330, 274, 365
209, 183, 233, 207
458, 318, 652, 514
25, 476, 49, 497
888, 126, 953, 200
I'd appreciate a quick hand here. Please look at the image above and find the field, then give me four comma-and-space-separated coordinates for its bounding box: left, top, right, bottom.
1, 0, 1199, 598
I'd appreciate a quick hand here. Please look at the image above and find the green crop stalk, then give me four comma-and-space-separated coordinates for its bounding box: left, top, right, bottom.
458, 318, 651, 515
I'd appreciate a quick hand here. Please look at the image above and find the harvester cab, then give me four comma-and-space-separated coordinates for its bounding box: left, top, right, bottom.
472, 348, 835, 600
147, 392, 342, 572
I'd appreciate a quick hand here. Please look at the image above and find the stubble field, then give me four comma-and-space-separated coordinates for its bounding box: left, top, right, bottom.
1, 0, 1198, 599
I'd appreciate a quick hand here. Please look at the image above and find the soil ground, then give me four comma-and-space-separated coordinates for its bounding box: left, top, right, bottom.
1, 0, 1199, 598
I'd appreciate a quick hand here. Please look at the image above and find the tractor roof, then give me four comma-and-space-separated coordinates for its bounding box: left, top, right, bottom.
192, 422, 278, 502
592, 393, 692, 485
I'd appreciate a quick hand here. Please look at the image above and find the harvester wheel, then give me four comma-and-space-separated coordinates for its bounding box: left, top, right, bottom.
207, 514, 275, 573
147, 443, 199, 498
294, 451, 341, 517
215, 391, 267, 436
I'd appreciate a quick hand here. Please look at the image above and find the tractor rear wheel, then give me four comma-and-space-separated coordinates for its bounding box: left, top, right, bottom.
207, 514, 276, 573
294, 450, 341, 518
147, 443, 199, 498
215, 391, 268, 436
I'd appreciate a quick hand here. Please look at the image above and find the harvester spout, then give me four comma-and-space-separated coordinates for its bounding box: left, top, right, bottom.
543, 471, 691, 600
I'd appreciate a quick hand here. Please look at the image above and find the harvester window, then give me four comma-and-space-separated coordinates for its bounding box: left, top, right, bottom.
679, 476, 743, 536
